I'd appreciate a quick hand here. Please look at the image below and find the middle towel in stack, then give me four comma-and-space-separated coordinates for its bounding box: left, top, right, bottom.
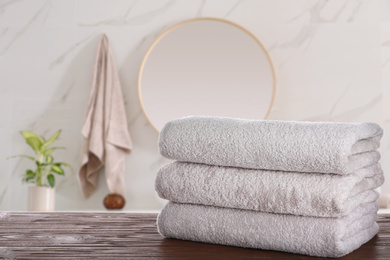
156, 161, 383, 218
155, 116, 384, 258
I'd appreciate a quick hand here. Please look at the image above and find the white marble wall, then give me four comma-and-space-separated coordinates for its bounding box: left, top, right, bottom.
0, 0, 388, 211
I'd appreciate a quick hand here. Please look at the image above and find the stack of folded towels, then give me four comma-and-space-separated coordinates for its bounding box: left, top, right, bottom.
155, 116, 384, 258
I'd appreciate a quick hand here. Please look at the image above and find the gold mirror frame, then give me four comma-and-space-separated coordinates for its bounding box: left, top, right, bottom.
138, 17, 276, 132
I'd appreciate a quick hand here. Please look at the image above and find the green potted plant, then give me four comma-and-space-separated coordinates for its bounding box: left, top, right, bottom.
9, 130, 72, 211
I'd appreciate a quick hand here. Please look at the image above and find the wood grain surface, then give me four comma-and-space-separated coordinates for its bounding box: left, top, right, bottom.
0, 212, 388, 259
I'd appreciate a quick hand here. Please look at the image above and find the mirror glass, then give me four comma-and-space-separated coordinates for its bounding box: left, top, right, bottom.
139, 18, 275, 131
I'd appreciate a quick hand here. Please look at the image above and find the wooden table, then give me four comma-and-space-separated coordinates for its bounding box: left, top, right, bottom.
0, 212, 389, 259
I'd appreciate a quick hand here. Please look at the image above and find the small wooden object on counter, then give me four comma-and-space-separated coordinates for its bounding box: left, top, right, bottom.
103, 192, 125, 209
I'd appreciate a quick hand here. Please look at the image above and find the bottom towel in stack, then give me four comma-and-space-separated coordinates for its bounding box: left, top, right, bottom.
157, 201, 379, 258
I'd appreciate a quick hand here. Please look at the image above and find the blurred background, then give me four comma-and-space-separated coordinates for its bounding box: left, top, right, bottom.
0, 0, 389, 211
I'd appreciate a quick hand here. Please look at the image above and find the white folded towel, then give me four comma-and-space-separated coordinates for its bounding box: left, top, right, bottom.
157, 201, 379, 258
159, 116, 383, 174
156, 162, 384, 217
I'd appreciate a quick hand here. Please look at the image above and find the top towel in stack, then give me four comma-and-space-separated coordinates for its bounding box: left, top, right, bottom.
159, 116, 382, 174
157, 116, 384, 218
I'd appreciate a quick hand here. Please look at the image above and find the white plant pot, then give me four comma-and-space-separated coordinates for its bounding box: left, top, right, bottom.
28, 186, 55, 211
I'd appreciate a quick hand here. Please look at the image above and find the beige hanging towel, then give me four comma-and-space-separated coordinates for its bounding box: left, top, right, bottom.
78, 34, 132, 198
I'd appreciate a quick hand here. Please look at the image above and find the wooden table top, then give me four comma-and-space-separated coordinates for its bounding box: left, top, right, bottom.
0, 212, 389, 259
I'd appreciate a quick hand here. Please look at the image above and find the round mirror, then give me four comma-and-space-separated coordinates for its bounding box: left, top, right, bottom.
138, 18, 276, 132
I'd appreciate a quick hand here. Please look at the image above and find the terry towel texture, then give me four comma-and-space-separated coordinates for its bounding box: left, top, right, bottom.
159, 116, 383, 174
78, 35, 132, 198
156, 162, 384, 217
156, 116, 383, 257
157, 201, 379, 258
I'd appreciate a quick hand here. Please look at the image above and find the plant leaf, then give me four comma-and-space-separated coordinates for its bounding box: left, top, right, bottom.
57, 162, 73, 172
21, 131, 43, 151
51, 165, 64, 175
43, 147, 65, 157
25, 137, 42, 153
37, 135, 45, 144
46, 155, 53, 164
47, 174, 55, 188
41, 130, 61, 152
21, 131, 43, 142
25, 176, 35, 182
7, 155, 35, 161
36, 161, 44, 167
23, 170, 36, 183
26, 169, 35, 176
